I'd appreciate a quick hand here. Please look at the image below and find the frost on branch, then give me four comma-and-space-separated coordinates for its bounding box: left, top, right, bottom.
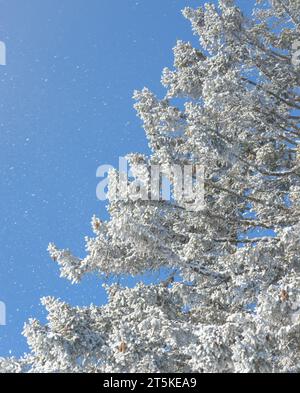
1, 0, 300, 373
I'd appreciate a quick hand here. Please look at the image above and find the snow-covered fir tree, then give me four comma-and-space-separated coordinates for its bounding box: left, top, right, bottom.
1, 0, 300, 373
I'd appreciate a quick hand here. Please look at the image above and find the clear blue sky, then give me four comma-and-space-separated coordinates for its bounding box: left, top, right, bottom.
0, 0, 254, 357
